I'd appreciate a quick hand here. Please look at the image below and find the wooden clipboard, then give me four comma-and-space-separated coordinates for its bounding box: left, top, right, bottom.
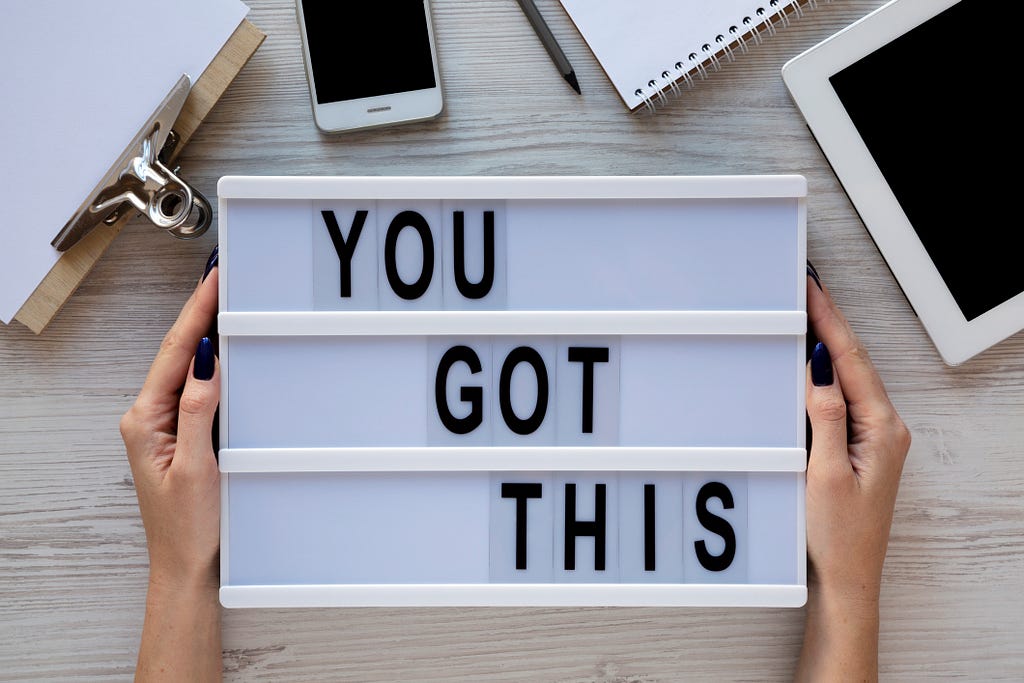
13, 19, 265, 334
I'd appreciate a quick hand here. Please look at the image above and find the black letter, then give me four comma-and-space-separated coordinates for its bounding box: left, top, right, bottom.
695, 481, 736, 572
384, 210, 434, 300
321, 209, 367, 297
567, 346, 610, 433
501, 482, 543, 570
453, 210, 495, 299
644, 484, 656, 571
499, 346, 549, 435
434, 346, 483, 434
564, 483, 606, 571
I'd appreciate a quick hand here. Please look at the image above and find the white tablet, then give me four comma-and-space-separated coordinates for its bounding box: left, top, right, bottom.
782, 0, 1023, 365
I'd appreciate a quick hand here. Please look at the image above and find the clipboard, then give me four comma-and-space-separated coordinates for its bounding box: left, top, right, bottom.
12, 20, 265, 334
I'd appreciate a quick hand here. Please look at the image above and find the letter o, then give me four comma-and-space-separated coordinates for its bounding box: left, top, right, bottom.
499, 346, 549, 435
384, 210, 434, 300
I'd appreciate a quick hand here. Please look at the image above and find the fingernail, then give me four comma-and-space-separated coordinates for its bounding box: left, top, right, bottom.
806, 260, 823, 291
194, 337, 215, 381
202, 245, 219, 282
811, 342, 834, 386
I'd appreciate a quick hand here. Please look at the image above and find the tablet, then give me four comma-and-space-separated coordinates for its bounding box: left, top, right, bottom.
782, 0, 1023, 365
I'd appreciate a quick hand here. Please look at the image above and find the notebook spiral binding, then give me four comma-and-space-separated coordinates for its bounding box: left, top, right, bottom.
632, 0, 828, 113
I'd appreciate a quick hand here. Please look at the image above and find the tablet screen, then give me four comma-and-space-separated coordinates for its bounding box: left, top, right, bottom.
829, 0, 1021, 321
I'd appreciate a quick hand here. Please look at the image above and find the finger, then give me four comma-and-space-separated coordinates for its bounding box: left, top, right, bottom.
175, 337, 220, 470
806, 342, 852, 476
806, 271, 892, 414
138, 265, 219, 409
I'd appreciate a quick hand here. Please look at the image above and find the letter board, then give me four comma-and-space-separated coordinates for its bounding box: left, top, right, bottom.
217, 176, 808, 608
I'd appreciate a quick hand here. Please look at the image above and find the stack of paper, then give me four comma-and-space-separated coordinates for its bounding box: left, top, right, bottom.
0, 0, 249, 324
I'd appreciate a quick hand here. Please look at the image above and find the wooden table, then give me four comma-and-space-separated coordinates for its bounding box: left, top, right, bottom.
2, 1, 1022, 679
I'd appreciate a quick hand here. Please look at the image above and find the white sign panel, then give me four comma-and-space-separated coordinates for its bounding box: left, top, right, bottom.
218, 176, 807, 608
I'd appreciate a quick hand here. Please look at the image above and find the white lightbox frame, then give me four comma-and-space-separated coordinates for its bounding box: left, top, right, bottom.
217, 176, 808, 608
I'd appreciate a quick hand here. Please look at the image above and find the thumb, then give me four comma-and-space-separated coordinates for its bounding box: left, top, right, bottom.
806, 342, 851, 476
176, 337, 220, 470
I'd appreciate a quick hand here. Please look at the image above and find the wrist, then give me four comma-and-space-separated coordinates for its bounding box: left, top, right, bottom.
139, 560, 222, 682
798, 575, 880, 682
145, 569, 220, 627
808, 571, 881, 619
148, 558, 219, 597
806, 574, 880, 645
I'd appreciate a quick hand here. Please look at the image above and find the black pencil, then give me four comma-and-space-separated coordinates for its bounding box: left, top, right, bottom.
515, 0, 581, 94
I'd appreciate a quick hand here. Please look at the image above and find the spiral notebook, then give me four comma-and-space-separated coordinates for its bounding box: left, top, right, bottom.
560, 0, 829, 112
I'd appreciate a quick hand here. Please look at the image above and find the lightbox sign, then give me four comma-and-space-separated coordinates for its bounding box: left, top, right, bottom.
217, 176, 807, 608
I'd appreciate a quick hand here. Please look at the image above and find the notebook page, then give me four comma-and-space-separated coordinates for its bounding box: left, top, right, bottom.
0, 0, 249, 324
560, 0, 797, 110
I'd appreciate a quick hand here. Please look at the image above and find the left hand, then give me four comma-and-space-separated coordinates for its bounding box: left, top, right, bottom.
120, 268, 220, 590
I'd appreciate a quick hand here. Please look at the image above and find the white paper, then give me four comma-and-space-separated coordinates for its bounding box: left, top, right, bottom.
0, 0, 248, 323
559, 0, 798, 109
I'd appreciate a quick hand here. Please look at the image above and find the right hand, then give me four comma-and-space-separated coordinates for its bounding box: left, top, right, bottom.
797, 265, 911, 681
804, 268, 911, 604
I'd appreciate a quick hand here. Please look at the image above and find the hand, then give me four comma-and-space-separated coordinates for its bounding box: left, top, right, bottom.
796, 263, 911, 682
120, 248, 222, 681
121, 266, 220, 588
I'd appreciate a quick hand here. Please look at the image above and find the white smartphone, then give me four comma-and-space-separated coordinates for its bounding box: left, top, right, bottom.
296, 0, 444, 133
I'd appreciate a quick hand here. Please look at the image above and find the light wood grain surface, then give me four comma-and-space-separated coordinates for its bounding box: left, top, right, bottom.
2, 1, 1022, 680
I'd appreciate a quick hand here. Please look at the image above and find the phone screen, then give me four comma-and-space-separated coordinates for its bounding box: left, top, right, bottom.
302, 1, 437, 104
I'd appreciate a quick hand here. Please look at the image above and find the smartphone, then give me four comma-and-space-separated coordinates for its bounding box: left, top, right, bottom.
296, 0, 444, 133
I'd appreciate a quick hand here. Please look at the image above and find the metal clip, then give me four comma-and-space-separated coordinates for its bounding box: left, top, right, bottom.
51, 74, 211, 252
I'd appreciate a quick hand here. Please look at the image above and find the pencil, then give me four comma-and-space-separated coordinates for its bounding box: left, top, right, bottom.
515, 0, 581, 94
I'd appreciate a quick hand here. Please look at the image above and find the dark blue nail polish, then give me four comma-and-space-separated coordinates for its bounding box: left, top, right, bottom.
194, 337, 215, 381
806, 260, 823, 291
202, 245, 219, 282
811, 342, 834, 387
